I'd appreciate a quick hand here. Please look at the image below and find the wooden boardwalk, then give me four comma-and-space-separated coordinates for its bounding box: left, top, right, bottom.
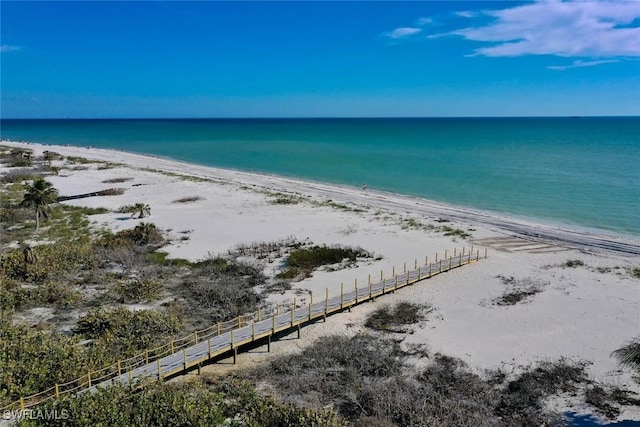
5, 248, 484, 412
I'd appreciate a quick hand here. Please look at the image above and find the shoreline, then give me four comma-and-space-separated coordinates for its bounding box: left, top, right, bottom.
3, 139, 640, 256
2, 139, 640, 422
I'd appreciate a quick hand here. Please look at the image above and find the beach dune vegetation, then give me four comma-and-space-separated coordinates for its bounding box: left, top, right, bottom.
117, 202, 151, 218
612, 337, 640, 371
278, 245, 373, 279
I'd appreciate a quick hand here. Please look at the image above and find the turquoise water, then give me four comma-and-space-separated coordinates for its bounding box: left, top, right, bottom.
1, 118, 639, 236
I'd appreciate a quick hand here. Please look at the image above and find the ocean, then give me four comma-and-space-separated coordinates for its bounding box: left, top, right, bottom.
1, 117, 638, 236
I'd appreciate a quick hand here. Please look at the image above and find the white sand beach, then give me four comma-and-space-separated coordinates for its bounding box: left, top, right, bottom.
2, 140, 640, 422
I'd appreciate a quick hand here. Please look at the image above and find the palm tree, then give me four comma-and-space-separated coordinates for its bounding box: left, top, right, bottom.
130, 203, 151, 219
612, 338, 640, 371
20, 179, 59, 230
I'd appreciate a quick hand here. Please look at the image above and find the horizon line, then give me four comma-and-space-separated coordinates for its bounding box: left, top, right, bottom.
2, 115, 639, 120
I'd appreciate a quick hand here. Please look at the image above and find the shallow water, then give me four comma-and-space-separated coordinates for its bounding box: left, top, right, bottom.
2, 117, 638, 235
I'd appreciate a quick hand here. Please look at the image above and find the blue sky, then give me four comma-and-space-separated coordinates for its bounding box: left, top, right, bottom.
1, 1, 639, 118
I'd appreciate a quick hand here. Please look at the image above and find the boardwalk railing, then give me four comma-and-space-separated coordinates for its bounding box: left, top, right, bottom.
3, 247, 486, 412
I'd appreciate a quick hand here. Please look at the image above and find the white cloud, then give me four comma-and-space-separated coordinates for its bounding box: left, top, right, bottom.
0, 45, 20, 53
455, 11, 476, 18
449, 0, 640, 58
546, 59, 619, 71
385, 27, 422, 39
417, 17, 432, 26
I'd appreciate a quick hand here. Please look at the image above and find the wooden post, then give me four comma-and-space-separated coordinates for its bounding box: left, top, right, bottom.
252, 322, 256, 340
55, 384, 60, 398
291, 298, 296, 325
454, 248, 457, 257
267, 335, 271, 352
445, 250, 448, 259
435, 252, 438, 262
157, 359, 162, 380
87, 371, 92, 388
403, 262, 406, 272
369, 278, 373, 300
276, 304, 280, 315
380, 270, 383, 281
485, 248, 488, 259
297, 324, 301, 339
414, 259, 418, 269
170, 340, 175, 354
129, 369, 133, 382
477, 249, 480, 261
20, 397, 24, 412
394, 274, 398, 291
117, 359, 122, 376
233, 348, 237, 364
183, 349, 187, 370
425, 256, 428, 266
272, 314, 276, 332
258, 307, 262, 322
217, 323, 221, 336
310, 292, 313, 305
418, 264, 421, 280
462, 247, 465, 256
392, 265, 395, 276
145, 350, 149, 364
439, 259, 443, 273
355, 278, 358, 303
238, 316, 241, 328
231, 330, 235, 348
208, 338, 212, 358
325, 288, 329, 316
309, 301, 312, 319
340, 283, 344, 309
194, 331, 198, 344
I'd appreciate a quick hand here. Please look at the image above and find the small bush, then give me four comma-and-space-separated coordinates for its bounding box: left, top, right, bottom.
564, 259, 585, 268
365, 302, 430, 332
112, 279, 162, 303
585, 386, 621, 419
280, 245, 372, 279
495, 358, 587, 422
98, 223, 163, 248
171, 196, 203, 204
100, 188, 125, 196
442, 226, 472, 239
145, 251, 191, 266
631, 268, 640, 279
64, 205, 109, 216
101, 177, 132, 184
492, 276, 547, 306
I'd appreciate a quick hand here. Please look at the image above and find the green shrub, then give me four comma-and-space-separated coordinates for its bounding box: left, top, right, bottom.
178, 257, 265, 329
98, 223, 163, 248
1, 241, 97, 284
75, 308, 181, 358
21, 377, 347, 427
279, 245, 372, 278
0, 319, 87, 405
112, 279, 162, 303
564, 259, 585, 268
